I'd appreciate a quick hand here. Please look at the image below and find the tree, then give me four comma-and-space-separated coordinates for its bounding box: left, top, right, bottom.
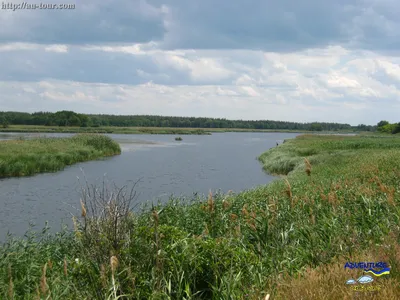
1, 117, 9, 128
69, 115, 82, 126
310, 123, 323, 131
377, 120, 389, 127
392, 123, 400, 134
377, 120, 389, 132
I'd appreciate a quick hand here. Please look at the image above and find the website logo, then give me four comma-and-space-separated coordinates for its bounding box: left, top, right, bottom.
345, 261, 390, 292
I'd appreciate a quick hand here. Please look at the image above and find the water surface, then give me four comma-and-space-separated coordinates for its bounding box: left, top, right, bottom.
0, 132, 298, 238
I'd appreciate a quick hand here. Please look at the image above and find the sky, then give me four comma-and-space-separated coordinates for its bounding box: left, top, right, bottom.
1, 0, 400, 125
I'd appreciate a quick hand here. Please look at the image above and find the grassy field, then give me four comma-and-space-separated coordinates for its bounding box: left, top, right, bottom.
0, 124, 358, 135
0, 134, 399, 299
0, 134, 121, 178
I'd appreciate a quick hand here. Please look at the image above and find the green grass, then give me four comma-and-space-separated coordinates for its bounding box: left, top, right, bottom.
0, 134, 121, 177
1, 134, 399, 299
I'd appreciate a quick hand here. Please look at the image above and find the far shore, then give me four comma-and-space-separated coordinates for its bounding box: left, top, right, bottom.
0, 124, 360, 135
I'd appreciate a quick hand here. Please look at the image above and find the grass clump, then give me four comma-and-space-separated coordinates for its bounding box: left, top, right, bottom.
1, 134, 400, 299
0, 134, 121, 178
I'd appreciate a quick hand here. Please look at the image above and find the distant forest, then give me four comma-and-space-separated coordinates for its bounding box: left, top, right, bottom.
0, 110, 378, 131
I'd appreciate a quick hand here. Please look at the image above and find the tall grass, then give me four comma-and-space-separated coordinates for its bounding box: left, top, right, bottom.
1, 134, 399, 299
0, 134, 121, 177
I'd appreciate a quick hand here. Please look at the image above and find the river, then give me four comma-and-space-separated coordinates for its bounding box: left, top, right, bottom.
0, 132, 298, 239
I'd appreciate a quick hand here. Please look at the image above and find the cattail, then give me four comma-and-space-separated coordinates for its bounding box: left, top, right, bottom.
8, 265, 13, 300
247, 221, 257, 231
328, 192, 337, 205
234, 224, 241, 237
304, 158, 312, 176
110, 256, 119, 275
310, 208, 315, 225
40, 263, 48, 296
72, 216, 81, 237
378, 182, 389, 193
110, 256, 119, 298
47, 259, 53, 270
222, 198, 230, 210
152, 210, 159, 226
72, 216, 78, 232
388, 187, 395, 206
127, 266, 136, 291
100, 264, 107, 288
63, 258, 68, 276
203, 223, 209, 236
284, 178, 292, 201
241, 204, 249, 217
80, 199, 87, 218
207, 190, 214, 213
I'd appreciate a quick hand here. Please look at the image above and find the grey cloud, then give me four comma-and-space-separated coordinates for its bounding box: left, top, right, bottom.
0, 46, 252, 85
159, 0, 400, 52
160, 0, 357, 51
0, 0, 166, 44
0, 47, 190, 85
1, 0, 400, 52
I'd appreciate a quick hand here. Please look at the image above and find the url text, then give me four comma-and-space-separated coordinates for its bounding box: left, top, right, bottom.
1, 2, 76, 10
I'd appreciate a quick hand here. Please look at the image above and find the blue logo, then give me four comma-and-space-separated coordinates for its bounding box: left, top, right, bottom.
345, 261, 390, 290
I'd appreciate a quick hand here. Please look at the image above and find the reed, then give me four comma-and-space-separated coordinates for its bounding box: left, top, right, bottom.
0, 134, 121, 178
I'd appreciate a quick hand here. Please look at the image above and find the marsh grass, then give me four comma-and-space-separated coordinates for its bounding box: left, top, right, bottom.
0, 134, 121, 177
1, 134, 400, 299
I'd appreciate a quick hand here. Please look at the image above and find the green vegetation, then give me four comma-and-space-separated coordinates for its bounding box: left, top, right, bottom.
0, 110, 370, 131
175, 137, 183, 141
0, 134, 121, 177
1, 135, 399, 299
0, 125, 212, 135
377, 120, 400, 134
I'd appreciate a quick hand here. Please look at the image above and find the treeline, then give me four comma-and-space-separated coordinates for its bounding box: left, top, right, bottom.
0, 110, 376, 131
377, 120, 400, 134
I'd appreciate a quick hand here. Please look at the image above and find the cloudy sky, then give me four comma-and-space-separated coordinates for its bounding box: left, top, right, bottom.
1, 0, 400, 125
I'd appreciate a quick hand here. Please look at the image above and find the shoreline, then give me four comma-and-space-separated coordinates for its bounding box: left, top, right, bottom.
0, 124, 362, 135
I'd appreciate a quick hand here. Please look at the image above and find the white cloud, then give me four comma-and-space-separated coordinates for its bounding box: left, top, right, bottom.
1, 76, 399, 126
153, 53, 233, 82
0, 43, 39, 52
45, 45, 69, 53
377, 59, 400, 81
1, 41, 400, 125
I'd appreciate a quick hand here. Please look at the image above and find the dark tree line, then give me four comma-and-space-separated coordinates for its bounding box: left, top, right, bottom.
0, 110, 377, 131
377, 120, 400, 134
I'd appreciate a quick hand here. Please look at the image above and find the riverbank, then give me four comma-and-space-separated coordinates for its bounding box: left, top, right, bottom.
0, 124, 360, 135
1, 134, 399, 299
0, 134, 121, 178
